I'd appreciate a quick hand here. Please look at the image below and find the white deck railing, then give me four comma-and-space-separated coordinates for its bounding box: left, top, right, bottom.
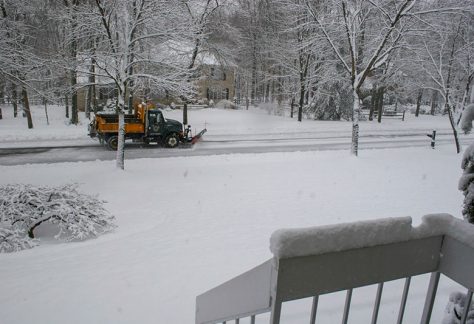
195, 214, 474, 324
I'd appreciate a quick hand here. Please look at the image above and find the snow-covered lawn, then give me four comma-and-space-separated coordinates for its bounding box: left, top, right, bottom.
0, 104, 470, 323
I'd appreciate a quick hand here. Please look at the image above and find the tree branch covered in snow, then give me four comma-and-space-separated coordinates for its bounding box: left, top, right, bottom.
0, 184, 116, 253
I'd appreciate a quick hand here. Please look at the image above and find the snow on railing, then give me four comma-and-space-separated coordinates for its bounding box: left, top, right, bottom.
195, 214, 474, 324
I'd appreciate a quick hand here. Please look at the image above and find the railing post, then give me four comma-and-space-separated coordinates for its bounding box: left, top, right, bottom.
420, 272, 440, 324
310, 296, 319, 324
371, 283, 384, 324
397, 277, 412, 324
250, 315, 256, 324
270, 298, 282, 324
460, 289, 473, 324
342, 289, 353, 324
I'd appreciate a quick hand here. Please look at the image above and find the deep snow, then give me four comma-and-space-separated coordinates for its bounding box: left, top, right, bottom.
0, 104, 471, 323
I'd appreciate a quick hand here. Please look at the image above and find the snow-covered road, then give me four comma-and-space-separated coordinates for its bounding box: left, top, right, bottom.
0, 130, 470, 165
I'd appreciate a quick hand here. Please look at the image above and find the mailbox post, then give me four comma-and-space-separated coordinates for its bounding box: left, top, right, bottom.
427, 130, 436, 149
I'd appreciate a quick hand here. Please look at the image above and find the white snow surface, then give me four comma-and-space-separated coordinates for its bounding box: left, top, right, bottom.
0, 103, 471, 323
270, 213, 474, 258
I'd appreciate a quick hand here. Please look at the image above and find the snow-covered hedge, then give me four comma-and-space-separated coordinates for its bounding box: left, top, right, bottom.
460, 144, 474, 223
0, 184, 116, 253
460, 104, 474, 134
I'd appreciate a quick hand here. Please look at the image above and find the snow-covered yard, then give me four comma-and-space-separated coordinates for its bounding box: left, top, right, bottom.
0, 104, 470, 323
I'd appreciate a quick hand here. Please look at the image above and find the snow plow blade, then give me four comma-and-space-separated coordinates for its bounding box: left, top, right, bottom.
191, 128, 207, 144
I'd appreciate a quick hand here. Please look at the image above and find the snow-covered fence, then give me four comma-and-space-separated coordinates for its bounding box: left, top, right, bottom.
196, 214, 474, 324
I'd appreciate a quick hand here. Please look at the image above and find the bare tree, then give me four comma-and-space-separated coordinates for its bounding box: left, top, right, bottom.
303, 0, 422, 156
88, 0, 192, 169
0, 0, 48, 129
411, 10, 474, 153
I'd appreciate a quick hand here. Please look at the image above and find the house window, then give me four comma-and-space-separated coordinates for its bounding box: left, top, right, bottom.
210, 68, 226, 81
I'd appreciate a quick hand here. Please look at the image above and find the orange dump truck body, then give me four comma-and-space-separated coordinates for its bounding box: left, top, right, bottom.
95, 115, 145, 134
94, 104, 148, 134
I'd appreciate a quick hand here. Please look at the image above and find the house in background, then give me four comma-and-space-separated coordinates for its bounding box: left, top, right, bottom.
140, 40, 235, 106
76, 47, 235, 112
196, 65, 235, 102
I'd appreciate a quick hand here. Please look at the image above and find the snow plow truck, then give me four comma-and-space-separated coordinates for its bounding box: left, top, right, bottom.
88, 103, 206, 150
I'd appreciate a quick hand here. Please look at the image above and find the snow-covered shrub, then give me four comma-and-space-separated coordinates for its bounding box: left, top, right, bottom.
442, 291, 474, 324
0, 184, 116, 252
216, 100, 237, 110
459, 143, 474, 223
309, 81, 352, 121
0, 226, 38, 253
460, 104, 474, 134
259, 102, 284, 116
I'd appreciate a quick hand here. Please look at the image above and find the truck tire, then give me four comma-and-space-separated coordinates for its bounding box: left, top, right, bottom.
164, 134, 179, 148
107, 135, 119, 150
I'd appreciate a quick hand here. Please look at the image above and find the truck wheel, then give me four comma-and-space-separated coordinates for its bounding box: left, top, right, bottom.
164, 134, 179, 148
107, 135, 119, 150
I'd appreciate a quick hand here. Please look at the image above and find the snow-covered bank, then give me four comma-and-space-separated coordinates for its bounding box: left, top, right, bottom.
0, 146, 466, 324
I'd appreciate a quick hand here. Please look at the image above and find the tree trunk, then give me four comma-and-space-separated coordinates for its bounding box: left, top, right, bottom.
415, 89, 423, 117
277, 68, 283, 107
377, 87, 384, 123
86, 86, 92, 119
430, 91, 438, 115
71, 72, 78, 124
351, 88, 360, 156
21, 87, 33, 129
86, 59, 96, 119
251, 47, 257, 102
69, 0, 79, 125
246, 81, 250, 110
92, 69, 98, 115
0, 80, 4, 104
265, 80, 270, 103
462, 74, 473, 108
44, 98, 49, 125
65, 94, 70, 119
298, 83, 305, 122
183, 102, 188, 126
369, 86, 376, 121
446, 102, 461, 153
290, 96, 295, 119
127, 60, 134, 114
11, 84, 18, 118
116, 110, 125, 170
